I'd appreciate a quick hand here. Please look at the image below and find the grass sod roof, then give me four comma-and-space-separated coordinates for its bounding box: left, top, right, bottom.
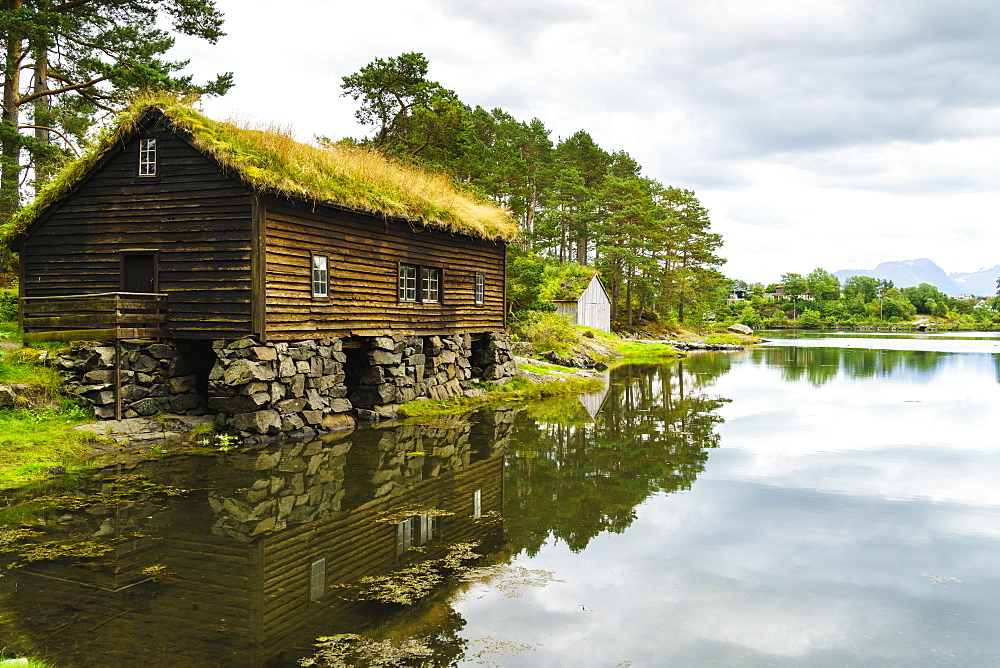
540, 263, 599, 302
5, 98, 519, 244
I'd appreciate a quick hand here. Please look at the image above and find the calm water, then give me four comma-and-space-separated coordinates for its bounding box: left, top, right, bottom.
2, 332, 999, 666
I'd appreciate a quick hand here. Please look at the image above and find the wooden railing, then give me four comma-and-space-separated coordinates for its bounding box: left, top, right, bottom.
20, 292, 168, 344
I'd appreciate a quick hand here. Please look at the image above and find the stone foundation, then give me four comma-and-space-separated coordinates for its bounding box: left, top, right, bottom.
59, 331, 516, 438
57, 340, 202, 419
208, 332, 515, 438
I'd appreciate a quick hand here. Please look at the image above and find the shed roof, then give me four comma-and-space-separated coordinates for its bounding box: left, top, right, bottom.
6, 98, 518, 244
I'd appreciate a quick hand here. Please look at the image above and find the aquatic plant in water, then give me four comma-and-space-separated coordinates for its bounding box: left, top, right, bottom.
299, 633, 434, 667
333, 541, 481, 605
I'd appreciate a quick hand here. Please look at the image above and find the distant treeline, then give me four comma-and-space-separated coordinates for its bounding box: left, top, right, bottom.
731, 270, 1000, 328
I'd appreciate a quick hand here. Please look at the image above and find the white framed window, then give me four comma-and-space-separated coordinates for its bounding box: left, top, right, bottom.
396, 515, 437, 556
399, 264, 418, 301
421, 267, 440, 303
312, 255, 328, 298
474, 274, 485, 305
138, 138, 157, 177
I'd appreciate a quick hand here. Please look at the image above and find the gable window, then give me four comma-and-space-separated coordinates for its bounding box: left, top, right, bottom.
474, 274, 485, 305
399, 264, 418, 301
421, 267, 440, 303
138, 138, 157, 177
312, 255, 328, 298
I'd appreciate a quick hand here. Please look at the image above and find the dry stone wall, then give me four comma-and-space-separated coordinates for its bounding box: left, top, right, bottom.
57, 340, 202, 419
350, 331, 516, 421
57, 331, 516, 438
209, 331, 515, 439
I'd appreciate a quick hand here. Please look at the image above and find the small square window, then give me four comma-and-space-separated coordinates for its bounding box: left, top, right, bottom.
474, 274, 484, 305
138, 138, 157, 177
421, 267, 440, 303
399, 264, 417, 301
312, 255, 328, 297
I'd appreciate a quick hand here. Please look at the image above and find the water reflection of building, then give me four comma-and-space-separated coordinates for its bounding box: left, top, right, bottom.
0, 411, 516, 667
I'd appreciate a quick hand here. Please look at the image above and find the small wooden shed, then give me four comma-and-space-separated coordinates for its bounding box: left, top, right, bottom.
553, 274, 611, 332
10, 100, 517, 344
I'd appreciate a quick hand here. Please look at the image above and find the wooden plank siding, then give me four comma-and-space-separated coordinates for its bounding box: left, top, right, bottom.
262, 197, 506, 340
20, 125, 256, 340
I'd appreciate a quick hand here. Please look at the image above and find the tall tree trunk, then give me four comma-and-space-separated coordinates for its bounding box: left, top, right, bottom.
1, 0, 24, 226
33, 46, 53, 185
576, 233, 587, 265
626, 265, 633, 327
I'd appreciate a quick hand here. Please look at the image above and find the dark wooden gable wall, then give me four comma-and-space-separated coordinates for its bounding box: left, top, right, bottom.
261, 196, 507, 340
20, 114, 256, 340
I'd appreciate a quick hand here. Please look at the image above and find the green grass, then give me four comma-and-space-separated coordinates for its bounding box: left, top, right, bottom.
0, 338, 99, 490
398, 376, 603, 418
0, 402, 99, 490
517, 361, 578, 375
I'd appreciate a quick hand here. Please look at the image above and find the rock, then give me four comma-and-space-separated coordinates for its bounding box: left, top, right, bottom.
167, 375, 197, 393
128, 397, 166, 416
321, 412, 355, 432
369, 350, 402, 365
0, 385, 17, 408
232, 409, 280, 434
208, 394, 266, 414
728, 323, 753, 335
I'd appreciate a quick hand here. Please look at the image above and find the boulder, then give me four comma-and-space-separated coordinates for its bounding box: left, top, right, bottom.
728, 323, 753, 335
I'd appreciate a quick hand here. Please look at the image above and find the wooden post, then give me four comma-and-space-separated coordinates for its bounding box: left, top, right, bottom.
114, 338, 122, 421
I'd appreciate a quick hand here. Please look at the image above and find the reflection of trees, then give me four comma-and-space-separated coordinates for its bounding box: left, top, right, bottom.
756, 346, 949, 386
504, 360, 730, 555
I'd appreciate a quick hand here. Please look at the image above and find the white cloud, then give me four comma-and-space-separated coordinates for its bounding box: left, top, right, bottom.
169, 0, 1000, 282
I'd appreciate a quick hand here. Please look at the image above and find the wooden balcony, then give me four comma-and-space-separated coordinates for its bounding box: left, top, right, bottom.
20, 292, 168, 344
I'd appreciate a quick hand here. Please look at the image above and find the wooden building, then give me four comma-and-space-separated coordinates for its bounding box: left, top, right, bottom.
553, 274, 612, 333
6, 101, 520, 426
10, 101, 517, 343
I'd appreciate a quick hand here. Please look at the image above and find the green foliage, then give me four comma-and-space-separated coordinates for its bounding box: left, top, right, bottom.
797, 309, 824, 328
512, 311, 577, 355
0, 286, 17, 322
737, 304, 762, 328
538, 262, 596, 302
0, 0, 234, 234
505, 249, 558, 312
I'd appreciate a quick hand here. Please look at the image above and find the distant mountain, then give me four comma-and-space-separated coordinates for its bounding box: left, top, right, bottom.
833, 258, 999, 296
949, 265, 1000, 296
833, 257, 1000, 297
834, 259, 957, 294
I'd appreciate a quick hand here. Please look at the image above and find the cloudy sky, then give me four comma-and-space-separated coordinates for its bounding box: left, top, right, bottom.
171, 0, 1000, 283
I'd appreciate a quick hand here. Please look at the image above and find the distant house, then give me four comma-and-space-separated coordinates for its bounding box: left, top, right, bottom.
553, 274, 611, 333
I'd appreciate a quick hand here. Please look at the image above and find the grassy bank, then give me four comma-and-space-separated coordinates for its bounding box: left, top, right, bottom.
0, 330, 101, 491
398, 375, 604, 418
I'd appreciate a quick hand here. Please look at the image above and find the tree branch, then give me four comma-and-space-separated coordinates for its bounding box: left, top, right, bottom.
18, 77, 105, 107
18, 125, 81, 156
45, 0, 94, 13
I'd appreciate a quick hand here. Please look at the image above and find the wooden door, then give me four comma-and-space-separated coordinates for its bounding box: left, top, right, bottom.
122, 253, 157, 293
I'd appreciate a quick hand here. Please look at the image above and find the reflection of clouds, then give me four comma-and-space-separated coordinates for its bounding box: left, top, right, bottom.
453, 344, 1000, 666
711, 352, 1000, 508
457, 482, 1000, 666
